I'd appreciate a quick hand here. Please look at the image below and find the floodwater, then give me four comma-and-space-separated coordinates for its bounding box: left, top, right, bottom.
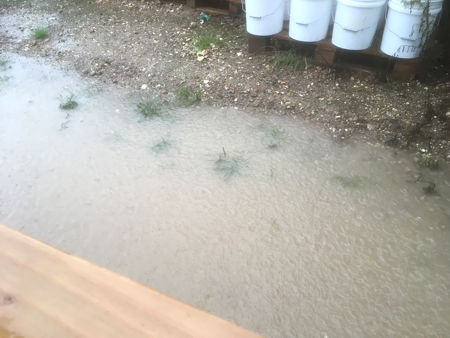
1, 55, 449, 337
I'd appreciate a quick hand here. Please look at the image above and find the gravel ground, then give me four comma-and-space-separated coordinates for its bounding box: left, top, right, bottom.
1, 0, 449, 165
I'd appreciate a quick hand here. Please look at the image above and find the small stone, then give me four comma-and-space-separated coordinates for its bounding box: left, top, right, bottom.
367, 123, 375, 131
141, 84, 148, 90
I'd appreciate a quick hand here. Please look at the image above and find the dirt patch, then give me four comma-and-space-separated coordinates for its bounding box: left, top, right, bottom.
1, 0, 449, 162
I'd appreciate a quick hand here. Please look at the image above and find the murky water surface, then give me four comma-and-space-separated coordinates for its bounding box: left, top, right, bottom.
1, 55, 449, 337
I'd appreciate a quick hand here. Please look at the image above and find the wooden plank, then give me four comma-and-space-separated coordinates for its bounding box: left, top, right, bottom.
186, 0, 242, 15
314, 41, 336, 65
392, 58, 420, 80
248, 34, 267, 53
0, 224, 260, 338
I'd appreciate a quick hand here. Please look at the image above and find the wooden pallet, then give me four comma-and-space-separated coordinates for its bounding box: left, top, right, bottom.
248, 28, 420, 80
186, 0, 242, 16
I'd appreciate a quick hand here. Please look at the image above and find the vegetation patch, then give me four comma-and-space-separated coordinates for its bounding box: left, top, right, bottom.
416, 152, 439, 170
214, 147, 247, 180
59, 93, 78, 110
151, 138, 171, 153
32, 27, 49, 39
137, 97, 163, 118
194, 33, 225, 51
82, 84, 103, 98
332, 175, 371, 188
383, 75, 406, 90
272, 51, 307, 71
258, 123, 285, 149
174, 85, 201, 106
0, 59, 8, 71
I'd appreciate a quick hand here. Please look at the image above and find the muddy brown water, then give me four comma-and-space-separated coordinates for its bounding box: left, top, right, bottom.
1, 55, 449, 337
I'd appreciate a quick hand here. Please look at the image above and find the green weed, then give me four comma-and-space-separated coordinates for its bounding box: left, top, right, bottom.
384, 75, 406, 90
332, 175, 371, 188
272, 51, 306, 71
0, 59, 8, 71
32, 27, 49, 39
417, 152, 439, 170
214, 147, 247, 180
59, 93, 78, 110
174, 85, 201, 106
151, 138, 171, 153
258, 124, 285, 149
137, 97, 163, 118
82, 84, 103, 98
194, 33, 225, 51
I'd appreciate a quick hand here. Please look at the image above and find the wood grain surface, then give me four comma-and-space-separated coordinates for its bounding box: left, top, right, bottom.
0, 224, 260, 338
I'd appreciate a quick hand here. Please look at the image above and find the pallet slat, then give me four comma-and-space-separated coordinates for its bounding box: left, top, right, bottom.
186, 0, 242, 16
248, 30, 420, 79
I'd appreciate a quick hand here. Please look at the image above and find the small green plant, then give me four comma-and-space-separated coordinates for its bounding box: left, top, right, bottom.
258, 124, 285, 149
32, 27, 49, 39
416, 152, 439, 169
267, 127, 285, 149
194, 33, 225, 51
174, 85, 201, 106
214, 147, 247, 180
332, 175, 371, 188
0, 59, 8, 71
272, 51, 306, 71
59, 94, 78, 110
137, 97, 163, 118
151, 138, 171, 153
384, 75, 406, 90
82, 84, 103, 97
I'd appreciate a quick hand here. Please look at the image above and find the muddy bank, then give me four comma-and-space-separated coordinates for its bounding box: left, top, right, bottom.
0, 0, 449, 163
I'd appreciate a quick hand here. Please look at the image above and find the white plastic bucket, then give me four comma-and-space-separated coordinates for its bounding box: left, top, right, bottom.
289, 0, 333, 42
284, 0, 291, 20
380, 0, 443, 58
246, 0, 284, 36
332, 0, 386, 50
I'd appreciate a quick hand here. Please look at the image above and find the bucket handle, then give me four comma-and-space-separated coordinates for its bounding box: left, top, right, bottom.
334, 21, 371, 33
295, 18, 322, 26
242, 0, 284, 19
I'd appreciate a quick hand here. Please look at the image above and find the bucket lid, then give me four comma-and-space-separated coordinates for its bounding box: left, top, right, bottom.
389, 0, 443, 10
389, 0, 443, 12
337, 0, 386, 7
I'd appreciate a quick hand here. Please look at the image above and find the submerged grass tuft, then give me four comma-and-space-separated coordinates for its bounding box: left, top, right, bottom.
59, 94, 78, 110
137, 97, 163, 118
332, 175, 371, 188
0, 59, 8, 71
258, 123, 285, 149
272, 51, 306, 71
416, 152, 439, 170
194, 33, 225, 51
174, 85, 201, 106
32, 27, 49, 39
214, 147, 247, 180
151, 138, 171, 153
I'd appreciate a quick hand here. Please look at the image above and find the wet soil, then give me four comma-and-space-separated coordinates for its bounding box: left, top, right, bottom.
0, 0, 449, 162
